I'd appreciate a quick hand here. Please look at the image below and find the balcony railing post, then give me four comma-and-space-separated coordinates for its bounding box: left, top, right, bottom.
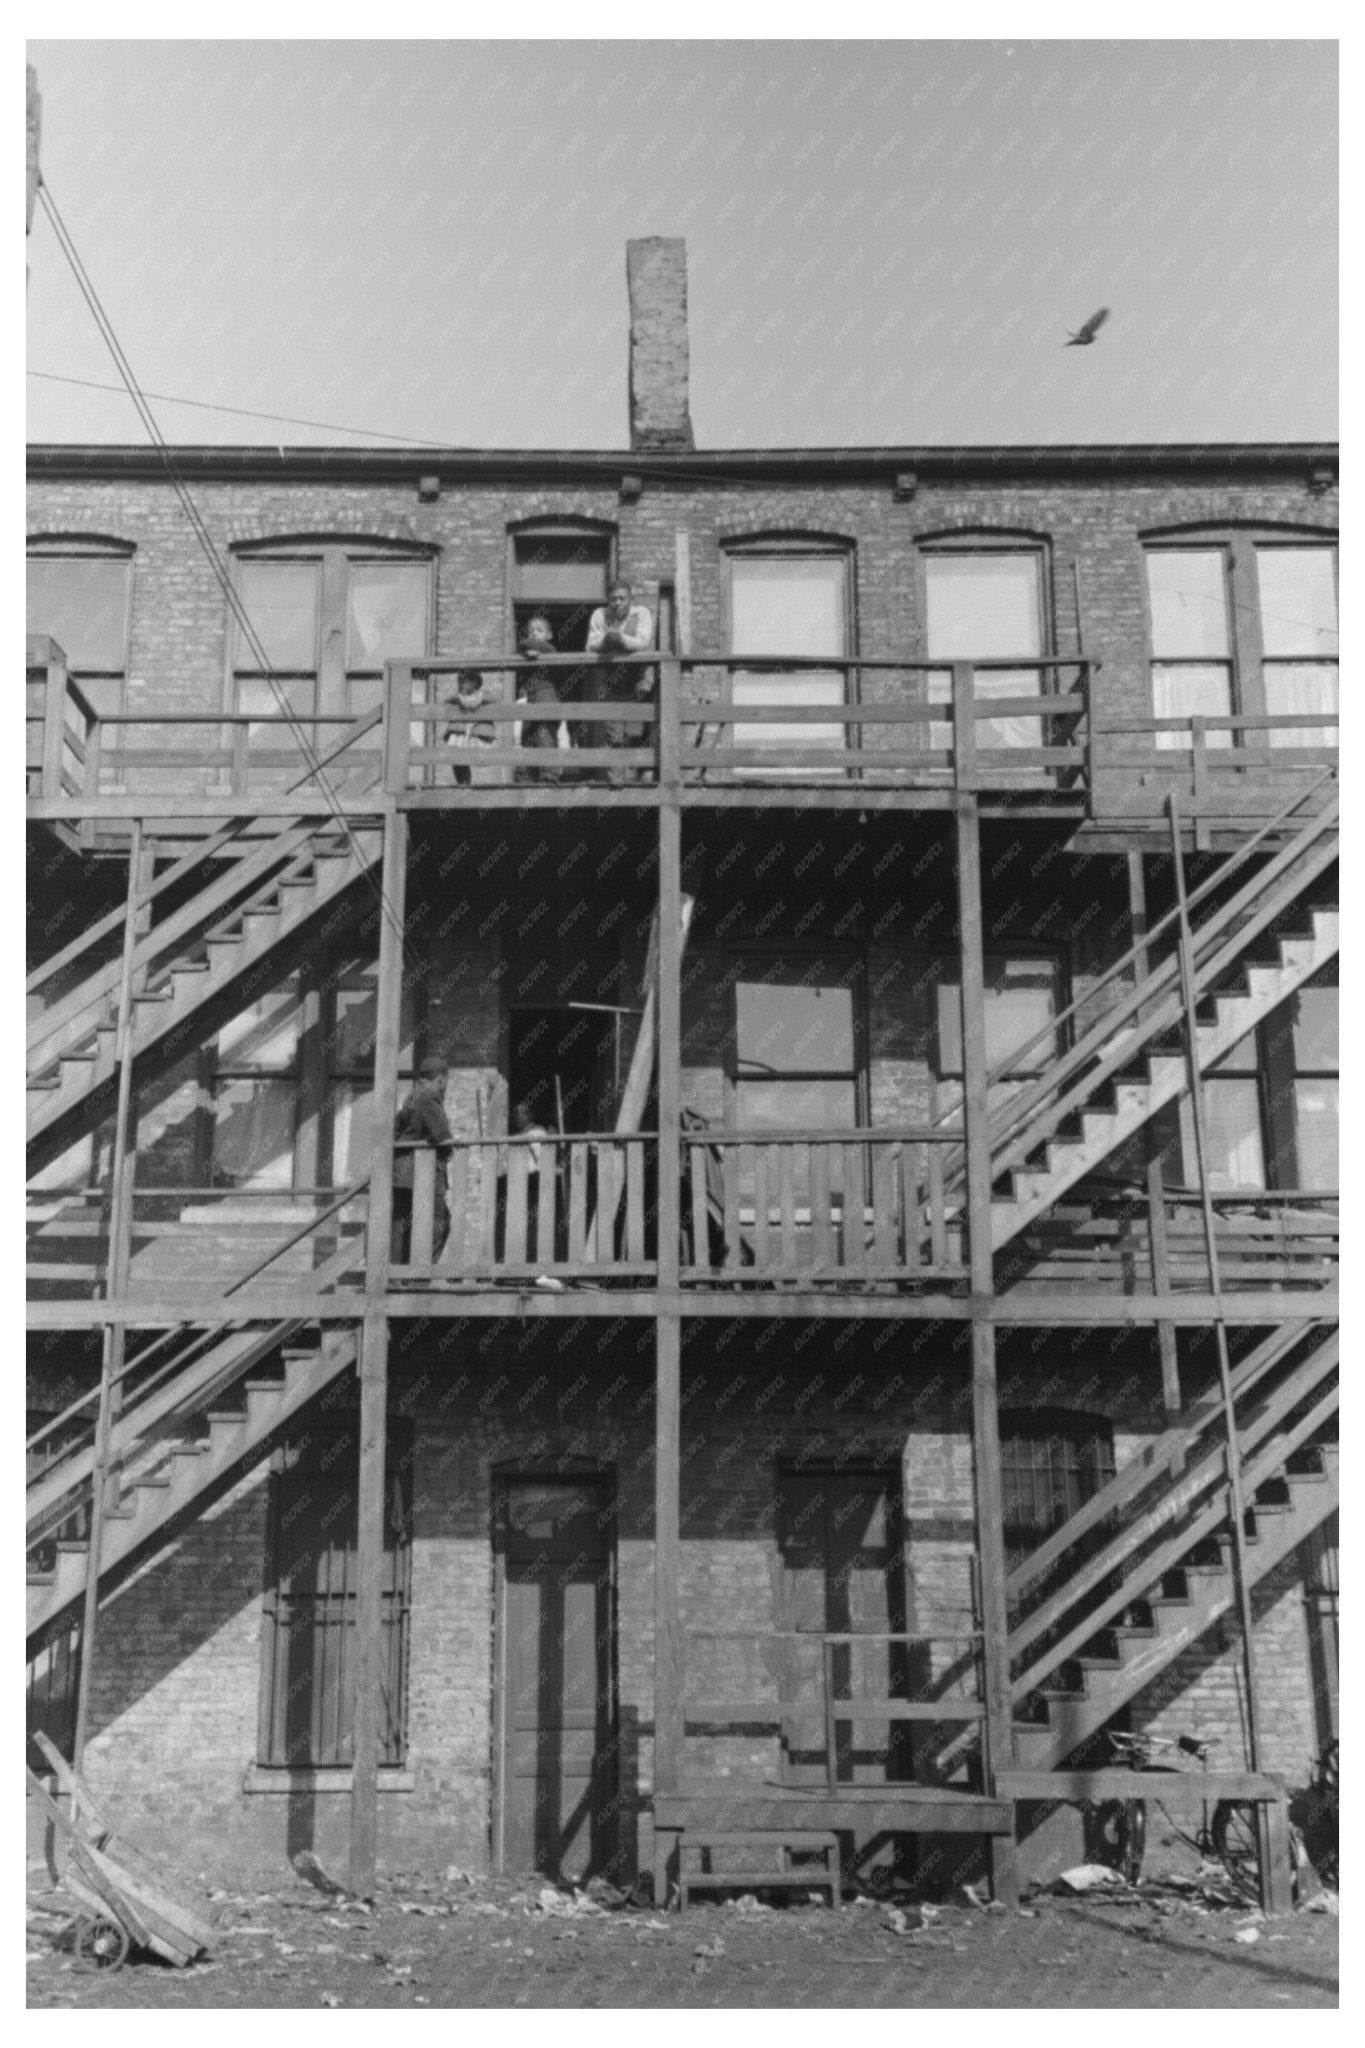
41, 638, 68, 800
951, 661, 977, 790
383, 660, 412, 795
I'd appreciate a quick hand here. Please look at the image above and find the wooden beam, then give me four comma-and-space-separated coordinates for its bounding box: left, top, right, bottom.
955, 790, 1017, 1907
350, 809, 407, 1899
654, 663, 684, 1841
1128, 849, 1181, 1420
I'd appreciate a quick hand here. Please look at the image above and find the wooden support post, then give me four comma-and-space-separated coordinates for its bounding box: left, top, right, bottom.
1127, 850, 1181, 1421
1167, 796, 1263, 1776
350, 808, 407, 1899
42, 640, 68, 801
72, 821, 143, 1773
654, 664, 684, 1894
954, 793, 1017, 1906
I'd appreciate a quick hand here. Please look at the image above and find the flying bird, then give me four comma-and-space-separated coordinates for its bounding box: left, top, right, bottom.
1064, 307, 1111, 347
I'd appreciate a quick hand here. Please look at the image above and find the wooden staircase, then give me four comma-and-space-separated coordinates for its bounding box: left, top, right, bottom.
1004, 1323, 1339, 1773
27, 1320, 359, 1643
27, 820, 383, 1173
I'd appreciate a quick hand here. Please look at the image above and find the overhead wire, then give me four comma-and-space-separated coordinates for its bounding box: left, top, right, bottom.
35, 183, 408, 954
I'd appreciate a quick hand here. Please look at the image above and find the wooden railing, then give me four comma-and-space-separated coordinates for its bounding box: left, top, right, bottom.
1002, 1187, 1339, 1294
395, 1133, 656, 1280
682, 1627, 987, 1791
682, 1126, 967, 1282
27, 636, 97, 802
384, 653, 1096, 798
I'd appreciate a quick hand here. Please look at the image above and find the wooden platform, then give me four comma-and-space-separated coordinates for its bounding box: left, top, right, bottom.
652, 1780, 1014, 1904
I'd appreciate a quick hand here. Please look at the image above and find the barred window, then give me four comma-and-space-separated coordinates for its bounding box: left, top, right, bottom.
999, 1409, 1116, 1565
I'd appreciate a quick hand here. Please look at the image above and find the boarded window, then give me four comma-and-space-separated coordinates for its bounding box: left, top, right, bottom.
258, 1422, 411, 1770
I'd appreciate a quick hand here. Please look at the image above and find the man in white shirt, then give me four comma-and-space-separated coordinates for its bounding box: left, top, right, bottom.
578, 579, 654, 772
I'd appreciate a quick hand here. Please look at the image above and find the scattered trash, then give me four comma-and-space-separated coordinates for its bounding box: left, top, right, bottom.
1233, 1927, 1260, 1945
292, 1850, 350, 1899
731, 1893, 776, 1918
1057, 1865, 1125, 1893
320, 1993, 341, 2008
442, 1866, 474, 1886
1305, 1891, 1339, 1916
959, 1879, 991, 1907
693, 1935, 725, 1959
584, 1875, 629, 1910
536, 1885, 602, 1918
883, 1907, 909, 1934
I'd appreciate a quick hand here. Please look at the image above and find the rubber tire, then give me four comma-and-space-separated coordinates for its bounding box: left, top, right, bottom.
74, 1915, 129, 1972
1212, 1801, 1261, 1902
1095, 1799, 1146, 1883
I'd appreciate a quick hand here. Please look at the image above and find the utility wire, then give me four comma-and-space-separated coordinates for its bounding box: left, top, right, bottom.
36, 185, 407, 953
29, 369, 455, 448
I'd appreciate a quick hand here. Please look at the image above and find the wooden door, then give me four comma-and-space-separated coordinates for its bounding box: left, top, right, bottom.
778, 1467, 909, 1787
497, 1477, 618, 1879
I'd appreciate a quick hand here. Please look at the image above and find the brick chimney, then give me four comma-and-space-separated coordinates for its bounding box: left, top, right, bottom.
627, 237, 696, 452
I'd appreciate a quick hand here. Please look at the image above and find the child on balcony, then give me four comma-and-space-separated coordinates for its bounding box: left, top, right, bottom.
442, 668, 496, 784
516, 612, 564, 781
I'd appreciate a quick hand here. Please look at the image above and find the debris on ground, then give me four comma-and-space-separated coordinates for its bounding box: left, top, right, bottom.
1233, 1927, 1261, 1945
959, 1880, 991, 1908
536, 1886, 603, 1918
1057, 1864, 1127, 1893
291, 1850, 350, 1899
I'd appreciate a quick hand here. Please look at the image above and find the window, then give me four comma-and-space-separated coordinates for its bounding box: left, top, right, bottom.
1178, 1024, 1265, 1192
726, 544, 851, 770
232, 542, 433, 779
730, 954, 864, 1131
27, 542, 134, 764
209, 984, 302, 1191
1146, 548, 1234, 749
1256, 548, 1338, 749
321, 956, 419, 1188
1143, 532, 1337, 751
258, 1423, 411, 1770
1285, 974, 1338, 1191
511, 523, 612, 653
999, 1410, 1116, 1575
923, 547, 1047, 751
936, 955, 1062, 1084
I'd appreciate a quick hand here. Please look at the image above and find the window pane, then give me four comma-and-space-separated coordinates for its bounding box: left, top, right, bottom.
27, 556, 130, 671
330, 1081, 373, 1184
1152, 663, 1233, 749
237, 560, 320, 670
736, 972, 856, 1073
1293, 1082, 1338, 1190
733, 1077, 857, 1130
1256, 549, 1338, 657
217, 987, 302, 1071
514, 534, 610, 603
1292, 984, 1338, 1073
730, 557, 845, 657
925, 554, 1041, 660
346, 562, 429, 670
938, 959, 1058, 1076
236, 675, 315, 731
1180, 1078, 1264, 1190
1264, 662, 1338, 749
1146, 550, 1229, 658
928, 664, 1043, 750
211, 1077, 297, 1189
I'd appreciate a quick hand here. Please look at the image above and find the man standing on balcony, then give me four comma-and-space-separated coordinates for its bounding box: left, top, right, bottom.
579, 579, 654, 774
392, 1054, 453, 1264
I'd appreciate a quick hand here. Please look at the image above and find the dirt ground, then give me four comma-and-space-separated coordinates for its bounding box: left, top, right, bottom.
26, 1862, 1339, 2010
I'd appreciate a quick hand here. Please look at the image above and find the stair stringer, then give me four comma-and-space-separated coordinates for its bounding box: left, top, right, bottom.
26, 1325, 359, 1646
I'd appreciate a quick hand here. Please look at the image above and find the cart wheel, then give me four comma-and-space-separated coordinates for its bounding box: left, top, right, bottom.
1095, 1799, 1146, 1883
74, 1915, 129, 1972
1212, 1801, 1261, 1902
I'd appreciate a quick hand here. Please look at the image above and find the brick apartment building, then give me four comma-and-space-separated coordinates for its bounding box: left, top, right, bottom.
27, 240, 1338, 1906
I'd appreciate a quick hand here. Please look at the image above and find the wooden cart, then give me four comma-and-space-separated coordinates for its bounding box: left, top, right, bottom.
27, 1734, 217, 1971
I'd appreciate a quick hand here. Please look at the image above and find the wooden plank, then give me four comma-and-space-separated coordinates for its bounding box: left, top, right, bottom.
446, 1146, 469, 1270
752, 1145, 771, 1270
477, 1143, 500, 1269
722, 1147, 741, 1269
998, 1769, 1285, 1803
625, 1139, 645, 1264
810, 1142, 833, 1270
873, 1144, 898, 1267
843, 1144, 865, 1269
568, 1144, 588, 1262
779, 1146, 799, 1270
688, 1142, 709, 1271
410, 1148, 437, 1268
504, 1148, 530, 1267
537, 1141, 558, 1269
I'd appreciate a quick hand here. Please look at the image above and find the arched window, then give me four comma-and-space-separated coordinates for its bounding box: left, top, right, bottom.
722, 534, 855, 771
507, 519, 616, 653
917, 531, 1052, 751
27, 535, 135, 723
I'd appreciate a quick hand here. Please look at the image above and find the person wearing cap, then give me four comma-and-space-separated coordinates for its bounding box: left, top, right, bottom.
392, 1054, 454, 1263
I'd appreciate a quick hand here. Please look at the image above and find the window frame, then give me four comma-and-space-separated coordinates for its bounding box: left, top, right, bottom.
1139, 524, 1338, 750
721, 534, 857, 768
506, 516, 617, 656
226, 536, 437, 731
998, 1407, 1117, 1567
27, 535, 136, 747
723, 946, 869, 1134
916, 530, 1054, 753
934, 947, 1068, 1085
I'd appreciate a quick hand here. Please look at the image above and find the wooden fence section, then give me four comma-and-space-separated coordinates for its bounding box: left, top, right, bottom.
1002, 1189, 1339, 1296
682, 1128, 967, 1283
395, 1134, 656, 1281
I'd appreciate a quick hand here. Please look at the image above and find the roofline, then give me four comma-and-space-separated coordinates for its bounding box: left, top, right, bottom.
26, 442, 1339, 485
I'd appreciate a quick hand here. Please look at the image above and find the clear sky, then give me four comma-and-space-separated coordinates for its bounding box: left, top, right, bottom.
25, 38, 1338, 450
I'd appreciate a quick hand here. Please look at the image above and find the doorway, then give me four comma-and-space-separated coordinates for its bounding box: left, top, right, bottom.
508, 1006, 624, 1135
495, 1475, 619, 1880
777, 1466, 911, 1788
